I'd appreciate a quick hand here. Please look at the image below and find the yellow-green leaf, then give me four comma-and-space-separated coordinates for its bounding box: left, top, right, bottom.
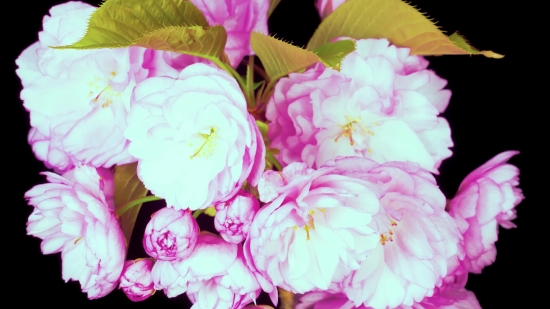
56, 0, 207, 49
133, 25, 227, 59
268, 0, 282, 16
307, 0, 503, 58
314, 40, 356, 71
52, 0, 227, 62
448, 32, 503, 59
251, 32, 355, 82
251, 32, 320, 82
114, 162, 148, 245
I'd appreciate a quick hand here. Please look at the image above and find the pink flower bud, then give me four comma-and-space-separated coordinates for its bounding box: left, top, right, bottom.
143, 207, 199, 261
214, 190, 260, 244
449, 151, 524, 273
120, 259, 155, 302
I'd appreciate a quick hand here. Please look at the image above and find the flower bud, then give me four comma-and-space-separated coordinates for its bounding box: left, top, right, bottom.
120, 259, 155, 302
143, 207, 199, 260
214, 190, 260, 244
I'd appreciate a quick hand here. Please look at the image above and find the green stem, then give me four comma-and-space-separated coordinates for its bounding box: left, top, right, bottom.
266, 151, 283, 171
242, 57, 270, 84
246, 55, 255, 108
116, 196, 163, 217
211, 58, 247, 93
192, 209, 204, 219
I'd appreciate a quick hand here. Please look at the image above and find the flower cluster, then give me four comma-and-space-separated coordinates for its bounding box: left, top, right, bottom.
19, 1, 520, 309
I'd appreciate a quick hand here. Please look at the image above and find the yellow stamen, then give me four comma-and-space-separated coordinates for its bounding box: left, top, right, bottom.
304, 225, 311, 240
190, 128, 215, 159
334, 121, 356, 146
380, 234, 387, 245
308, 215, 315, 229
74, 237, 83, 245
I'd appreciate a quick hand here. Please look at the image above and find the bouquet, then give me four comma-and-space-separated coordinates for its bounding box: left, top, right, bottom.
16, 0, 523, 308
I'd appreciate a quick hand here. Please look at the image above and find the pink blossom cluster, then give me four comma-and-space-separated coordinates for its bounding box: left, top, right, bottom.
19, 1, 523, 309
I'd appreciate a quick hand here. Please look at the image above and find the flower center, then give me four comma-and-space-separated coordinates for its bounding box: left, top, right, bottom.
379, 219, 398, 245
334, 116, 376, 151
87, 71, 121, 108
292, 208, 326, 241
189, 127, 217, 159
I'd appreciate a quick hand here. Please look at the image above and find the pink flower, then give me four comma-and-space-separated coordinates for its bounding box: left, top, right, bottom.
151, 260, 188, 298
297, 287, 481, 309
190, 0, 269, 67
143, 207, 199, 261
315, 0, 347, 18
214, 190, 260, 244
119, 259, 155, 302
448, 151, 524, 273
330, 157, 459, 309
246, 161, 384, 294
125, 63, 265, 210
186, 245, 262, 309
418, 288, 481, 309
16, 2, 149, 172
266, 39, 452, 173
152, 232, 239, 297
25, 164, 126, 299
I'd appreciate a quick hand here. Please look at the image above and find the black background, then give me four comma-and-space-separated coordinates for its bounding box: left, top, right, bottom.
7, 0, 538, 308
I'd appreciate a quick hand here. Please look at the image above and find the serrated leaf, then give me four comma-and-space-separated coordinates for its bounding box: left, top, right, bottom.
134, 25, 227, 59
114, 162, 148, 245
448, 32, 503, 58
251, 32, 354, 81
268, 0, 282, 16
57, 0, 207, 49
251, 32, 320, 81
314, 40, 356, 71
53, 0, 227, 62
307, 0, 503, 58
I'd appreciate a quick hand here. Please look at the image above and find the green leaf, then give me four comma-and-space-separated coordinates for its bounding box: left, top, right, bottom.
314, 40, 356, 71
268, 0, 282, 16
251, 32, 320, 82
114, 162, 148, 245
53, 0, 227, 62
307, 0, 503, 58
253, 81, 264, 90
133, 25, 227, 59
448, 32, 503, 58
56, 0, 207, 49
250, 32, 355, 82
